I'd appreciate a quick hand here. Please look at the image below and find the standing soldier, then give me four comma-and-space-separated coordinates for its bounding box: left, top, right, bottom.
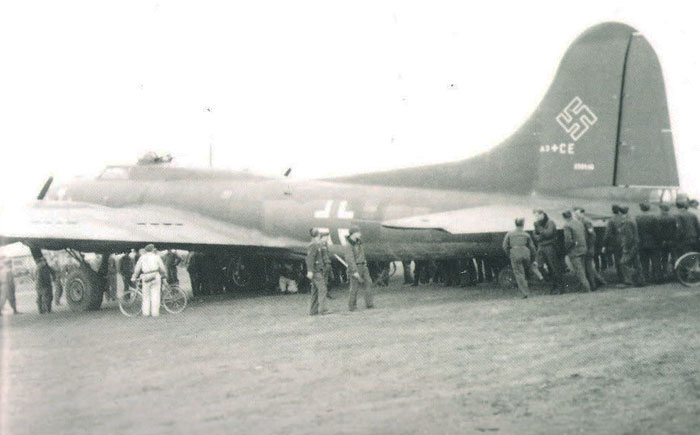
636, 203, 661, 283
603, 204, 626, 283
306, 228, 329, 315
35, 258, 54, 313
574, 207, 606, 290
119, 250, 135, 295
562, 210, 591, 292
131, 244, 167, 317
618, 206, 645, 287
185, 251, 203, 296
533, 209, 563, 294
0, 258, 20, 315
674, 200, 700, 257
502, 218, 536, 298
657, 204, 678, 280
48, 255, 65, 306
319, 230, 334, 299
345, 226, 374, 311
163, 250, 181, 285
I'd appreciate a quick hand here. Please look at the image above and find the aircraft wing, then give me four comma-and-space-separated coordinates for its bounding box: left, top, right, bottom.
0, 201, 305, 256
382, 205, 606, 234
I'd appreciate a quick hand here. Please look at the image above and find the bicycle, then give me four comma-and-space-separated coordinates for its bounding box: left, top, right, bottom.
119, 278, 188, 316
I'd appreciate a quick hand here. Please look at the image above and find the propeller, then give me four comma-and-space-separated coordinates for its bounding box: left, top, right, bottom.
37, 176, 54, 200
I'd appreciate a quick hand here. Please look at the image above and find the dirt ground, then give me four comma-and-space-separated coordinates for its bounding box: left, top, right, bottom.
2, 275, 700, 435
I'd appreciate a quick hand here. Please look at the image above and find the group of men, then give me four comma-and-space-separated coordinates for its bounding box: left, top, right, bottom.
502, 199, 700, 298
305, 226, 373, 316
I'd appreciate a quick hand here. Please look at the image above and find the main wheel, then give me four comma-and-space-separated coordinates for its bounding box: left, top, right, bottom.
228, 255, 254, 289
65, 266, 104, 311
497, 266, 517, 290
119, 289, 143, 317
675, 252, 700, 287
162, 284, 187, 314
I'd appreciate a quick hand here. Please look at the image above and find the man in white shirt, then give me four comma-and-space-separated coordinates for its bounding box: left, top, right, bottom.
131, 244, 167, 317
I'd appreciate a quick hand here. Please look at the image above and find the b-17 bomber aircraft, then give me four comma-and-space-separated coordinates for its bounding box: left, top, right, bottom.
0, 22, 680, 311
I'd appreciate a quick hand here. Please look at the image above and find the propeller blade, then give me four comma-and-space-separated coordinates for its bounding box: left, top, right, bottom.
37, 176, 54, 200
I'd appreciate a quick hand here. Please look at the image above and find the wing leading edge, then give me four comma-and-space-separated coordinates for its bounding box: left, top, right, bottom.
0, 201, 305, 256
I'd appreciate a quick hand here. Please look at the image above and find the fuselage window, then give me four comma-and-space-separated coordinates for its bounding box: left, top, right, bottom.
98, 167, 130, 180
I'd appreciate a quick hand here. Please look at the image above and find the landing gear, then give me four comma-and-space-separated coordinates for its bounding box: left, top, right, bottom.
228, 255, 255, 289
65, 265, 104, 311
675, 252, 700, 287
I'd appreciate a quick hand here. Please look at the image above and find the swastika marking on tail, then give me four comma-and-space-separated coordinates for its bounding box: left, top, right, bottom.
556, 96, 598, 142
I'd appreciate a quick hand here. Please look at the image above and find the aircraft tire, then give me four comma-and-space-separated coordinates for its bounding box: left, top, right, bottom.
65, 266, 104, 311
497, 267, 518, 290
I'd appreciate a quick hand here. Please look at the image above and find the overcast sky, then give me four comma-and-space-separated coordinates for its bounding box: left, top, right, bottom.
0, 1, 697, 205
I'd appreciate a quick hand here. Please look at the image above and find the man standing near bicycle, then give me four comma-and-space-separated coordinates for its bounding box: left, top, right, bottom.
131, 244, 167, 317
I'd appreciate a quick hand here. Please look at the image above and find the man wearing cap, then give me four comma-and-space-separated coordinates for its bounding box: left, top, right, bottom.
657, 204, 678, 279
603, 204, 626, 283
163, 249, 182, 285
345, 226, 374, 311
618, 206, 645, 288
0, 258, 20, 315
563, 210, 591, 292
574, 207, 606, 290
502, 218, 536, 298
306, 228, 330, 316
636, 202, 661, 283
533, 209, 563, 294
306, 229, 330, 315
131, 244, 167, 317
674, 200, 700, 257
35, 257, 54, 313
319, 230, 334, 299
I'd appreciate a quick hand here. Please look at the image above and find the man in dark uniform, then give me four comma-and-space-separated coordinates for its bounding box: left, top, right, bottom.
35, 258, 54, 313
502, 218, 536, 298
306, 228, 330, 315
674, 200, 700, 257
119, 250, 135, 295
533, 209, 563, 294
345, 226, 374, 311
0, 258, 20, 315
319, 230, 334, 298
163, 250, 181, 285
603, 204, 626, 283
657, 204, 678, 280
563, 210, 591, 292
186, 251, 203, 296
618, 206, 645, 287
574, 207, 606, 290
636, 203, 661, 283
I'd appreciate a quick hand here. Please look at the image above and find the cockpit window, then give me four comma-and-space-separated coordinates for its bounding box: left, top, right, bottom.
98, 167, 130, 180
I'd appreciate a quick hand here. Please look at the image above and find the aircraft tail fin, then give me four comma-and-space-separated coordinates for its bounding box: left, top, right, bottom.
332, 22, 679, 193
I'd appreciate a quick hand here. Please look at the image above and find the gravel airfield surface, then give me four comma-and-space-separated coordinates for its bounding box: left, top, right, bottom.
2, 277, 700, 434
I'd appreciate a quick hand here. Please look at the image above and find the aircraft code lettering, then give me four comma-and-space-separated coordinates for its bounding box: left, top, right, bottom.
539, 143, 575, 154
555, 96, 598, 141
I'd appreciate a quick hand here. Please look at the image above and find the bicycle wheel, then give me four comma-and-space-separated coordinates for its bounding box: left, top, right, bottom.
119, 289, 143, 317
162, 284, 188, 314
675, 252, 700, 287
